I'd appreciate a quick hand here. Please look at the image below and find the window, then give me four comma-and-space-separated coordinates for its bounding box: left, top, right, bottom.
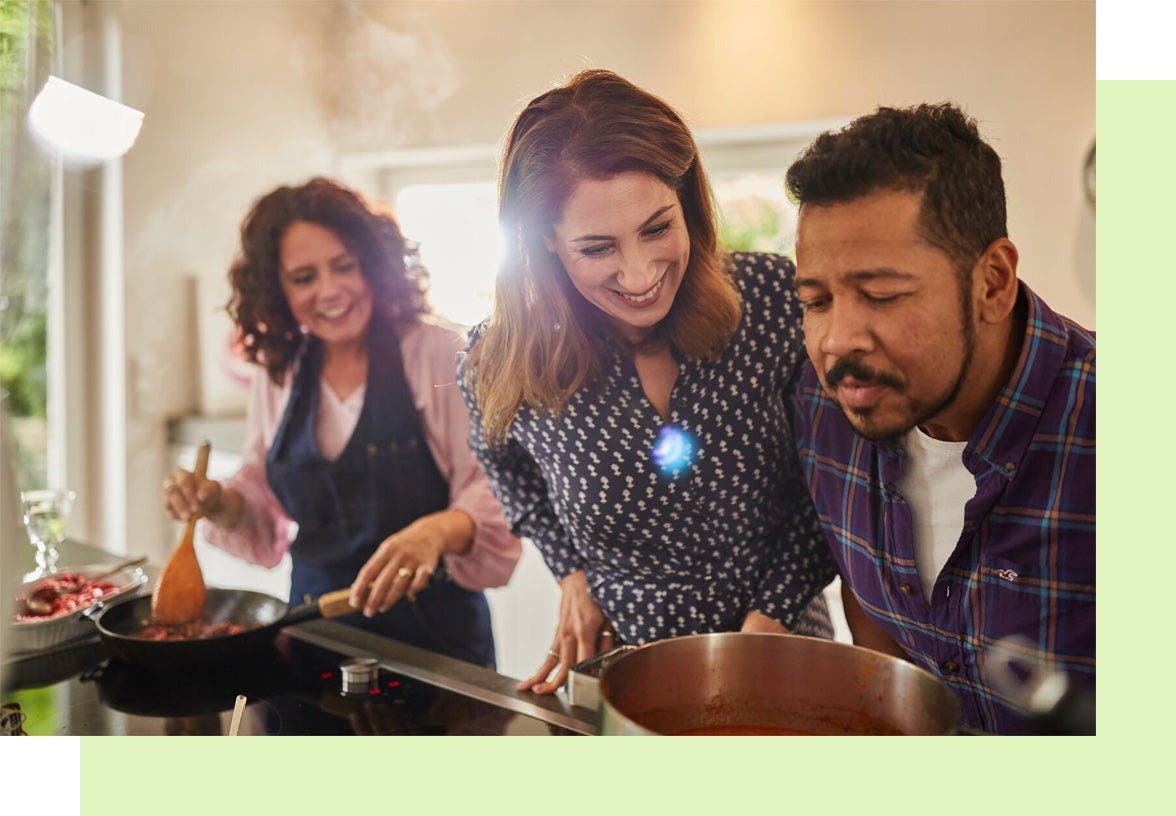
0, 0, 56, 491
393, 181, 501, 328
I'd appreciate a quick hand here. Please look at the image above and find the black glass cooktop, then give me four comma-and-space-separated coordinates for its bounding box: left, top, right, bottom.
3, 633, 577, 736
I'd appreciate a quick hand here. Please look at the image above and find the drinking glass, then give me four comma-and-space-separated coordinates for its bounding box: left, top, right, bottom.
19, 488, 76, 578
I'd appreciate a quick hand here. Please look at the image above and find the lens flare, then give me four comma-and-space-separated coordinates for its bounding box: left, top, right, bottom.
651, 425, 698, 479
27, 76, 144, 165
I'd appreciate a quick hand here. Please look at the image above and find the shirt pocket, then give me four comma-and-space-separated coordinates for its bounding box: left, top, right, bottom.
980, 555, 1095, 653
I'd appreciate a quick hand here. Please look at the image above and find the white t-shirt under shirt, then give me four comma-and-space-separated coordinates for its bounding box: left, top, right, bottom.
897, 426, 975, 602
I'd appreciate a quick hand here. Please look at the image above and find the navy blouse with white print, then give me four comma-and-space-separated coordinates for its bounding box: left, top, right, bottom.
459, 252, 837, 645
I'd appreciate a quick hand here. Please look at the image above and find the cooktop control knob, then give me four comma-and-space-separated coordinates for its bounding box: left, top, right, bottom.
340, 657, 379, 697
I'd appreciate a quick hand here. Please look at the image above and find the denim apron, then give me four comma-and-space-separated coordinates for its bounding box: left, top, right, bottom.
265, 320, 495, 668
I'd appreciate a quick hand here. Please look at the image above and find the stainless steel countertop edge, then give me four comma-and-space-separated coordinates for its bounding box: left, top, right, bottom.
286, 618, 599, 735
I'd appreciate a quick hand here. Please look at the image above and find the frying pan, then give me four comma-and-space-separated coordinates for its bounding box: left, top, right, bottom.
82, 587, 355, 667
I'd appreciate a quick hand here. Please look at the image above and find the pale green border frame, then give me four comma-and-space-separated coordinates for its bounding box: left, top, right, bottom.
74, 78, 1159, 815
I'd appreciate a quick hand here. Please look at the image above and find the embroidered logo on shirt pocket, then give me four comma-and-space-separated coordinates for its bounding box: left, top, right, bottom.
981, 556, 1094, 649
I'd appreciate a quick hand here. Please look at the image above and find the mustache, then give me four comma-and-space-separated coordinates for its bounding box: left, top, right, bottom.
824, 357, 904, 390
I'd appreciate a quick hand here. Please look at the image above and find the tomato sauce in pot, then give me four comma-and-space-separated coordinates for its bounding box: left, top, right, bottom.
636, 703, 904, 736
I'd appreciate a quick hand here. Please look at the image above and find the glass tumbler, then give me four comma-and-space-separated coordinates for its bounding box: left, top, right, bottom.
19, 488, 76, 577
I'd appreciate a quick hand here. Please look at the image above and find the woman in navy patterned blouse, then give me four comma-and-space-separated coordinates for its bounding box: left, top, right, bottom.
460, 70, 837, 693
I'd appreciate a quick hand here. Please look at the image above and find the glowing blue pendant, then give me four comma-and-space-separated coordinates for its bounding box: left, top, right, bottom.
651, 424, 698, 480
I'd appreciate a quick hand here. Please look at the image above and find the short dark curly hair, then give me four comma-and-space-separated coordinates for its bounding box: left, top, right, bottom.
785, 102, 1007, 274
227, 177, 430, 384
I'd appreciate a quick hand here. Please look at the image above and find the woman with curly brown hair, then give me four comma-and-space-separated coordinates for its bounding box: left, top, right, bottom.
161, 178, 520, 667
461, 70, 836, 693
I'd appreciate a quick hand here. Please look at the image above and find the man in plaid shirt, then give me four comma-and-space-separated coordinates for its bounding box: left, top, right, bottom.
785, 103, 1094, 734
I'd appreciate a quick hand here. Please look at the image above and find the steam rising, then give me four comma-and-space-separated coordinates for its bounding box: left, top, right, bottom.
319, 4, 461, 151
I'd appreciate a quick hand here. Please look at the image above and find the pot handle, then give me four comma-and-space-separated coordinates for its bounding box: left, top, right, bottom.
985, 636, 1095, 735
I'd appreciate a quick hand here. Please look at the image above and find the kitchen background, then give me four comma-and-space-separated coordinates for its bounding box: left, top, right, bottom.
3, 0, 1094, 679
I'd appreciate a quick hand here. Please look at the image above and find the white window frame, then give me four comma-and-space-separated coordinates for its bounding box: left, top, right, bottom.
50, 0, 129, 554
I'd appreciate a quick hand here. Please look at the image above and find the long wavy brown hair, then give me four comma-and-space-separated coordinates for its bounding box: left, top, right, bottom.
467, 69, 742, 444
227, 177, 430, 385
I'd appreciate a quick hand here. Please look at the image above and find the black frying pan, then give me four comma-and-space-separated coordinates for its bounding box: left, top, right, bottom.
83, 587, 355, 666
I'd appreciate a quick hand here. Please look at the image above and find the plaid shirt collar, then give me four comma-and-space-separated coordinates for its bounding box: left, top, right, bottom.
968, 281, 1073, 478
871, 282, 1072, 481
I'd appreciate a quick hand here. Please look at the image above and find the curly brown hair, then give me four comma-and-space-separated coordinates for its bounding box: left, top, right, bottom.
785, 102, 1007, 276
467, 69, 742, 444
227, 177, 430, 384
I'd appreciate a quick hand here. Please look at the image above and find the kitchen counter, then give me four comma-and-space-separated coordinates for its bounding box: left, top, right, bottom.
2, 542, 597, 736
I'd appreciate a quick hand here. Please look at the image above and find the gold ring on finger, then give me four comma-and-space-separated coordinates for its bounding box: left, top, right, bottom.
396, 567, 413, 580
546, 649, 560, 660
162, 478, 175, 491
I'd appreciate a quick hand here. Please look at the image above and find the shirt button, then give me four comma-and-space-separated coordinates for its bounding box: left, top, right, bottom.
1003, 461, 1016, 473
899, 584, 913, 595
942, 660, 960, 674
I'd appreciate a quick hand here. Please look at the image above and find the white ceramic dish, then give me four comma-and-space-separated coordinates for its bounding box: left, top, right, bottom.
10, 563, 153, 654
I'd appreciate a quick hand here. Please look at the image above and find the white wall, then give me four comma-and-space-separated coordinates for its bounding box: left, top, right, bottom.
107, 0, 1094, 675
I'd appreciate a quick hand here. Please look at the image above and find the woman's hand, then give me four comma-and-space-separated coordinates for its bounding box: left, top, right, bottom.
162, 466, 241, 528
350, 511, 474, 617
517, 570, 615, 695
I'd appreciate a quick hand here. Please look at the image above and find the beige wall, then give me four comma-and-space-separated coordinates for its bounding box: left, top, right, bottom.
376, 0, 1094, 322
119, 0, 338, 559
115, 0, 1094, 558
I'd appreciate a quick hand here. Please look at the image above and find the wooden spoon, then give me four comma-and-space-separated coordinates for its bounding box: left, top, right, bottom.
152, 441, 211, 625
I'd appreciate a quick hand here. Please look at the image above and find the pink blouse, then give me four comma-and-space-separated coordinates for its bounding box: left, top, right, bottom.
200, 320, 521, 592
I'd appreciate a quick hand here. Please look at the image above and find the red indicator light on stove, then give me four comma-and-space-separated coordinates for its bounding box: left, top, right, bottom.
368, 688, 380, 696
386, 680, 400, 688
320, 672, 334, 679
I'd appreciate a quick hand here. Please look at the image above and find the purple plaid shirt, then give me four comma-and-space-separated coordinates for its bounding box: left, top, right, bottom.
790, 282, 1095, 734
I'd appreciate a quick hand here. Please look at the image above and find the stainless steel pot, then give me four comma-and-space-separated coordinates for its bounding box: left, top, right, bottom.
598, 633, 960, 735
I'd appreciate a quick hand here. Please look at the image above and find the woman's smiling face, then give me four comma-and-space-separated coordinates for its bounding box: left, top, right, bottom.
546, 171, 690, 344
278, 220, 373, 352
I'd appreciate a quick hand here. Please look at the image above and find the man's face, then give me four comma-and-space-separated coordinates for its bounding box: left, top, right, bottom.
794, 189, 976, 441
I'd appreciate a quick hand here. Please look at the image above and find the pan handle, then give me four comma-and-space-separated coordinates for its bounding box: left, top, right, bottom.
281, 588, 358, 627
317, 589, 357, 619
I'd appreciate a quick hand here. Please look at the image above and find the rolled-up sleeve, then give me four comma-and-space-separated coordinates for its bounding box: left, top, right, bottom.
407, 323, 522, 591
456, 337, 583, 581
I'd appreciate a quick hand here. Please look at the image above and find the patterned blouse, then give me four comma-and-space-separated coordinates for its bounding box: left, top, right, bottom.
460, 252, 837, 645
